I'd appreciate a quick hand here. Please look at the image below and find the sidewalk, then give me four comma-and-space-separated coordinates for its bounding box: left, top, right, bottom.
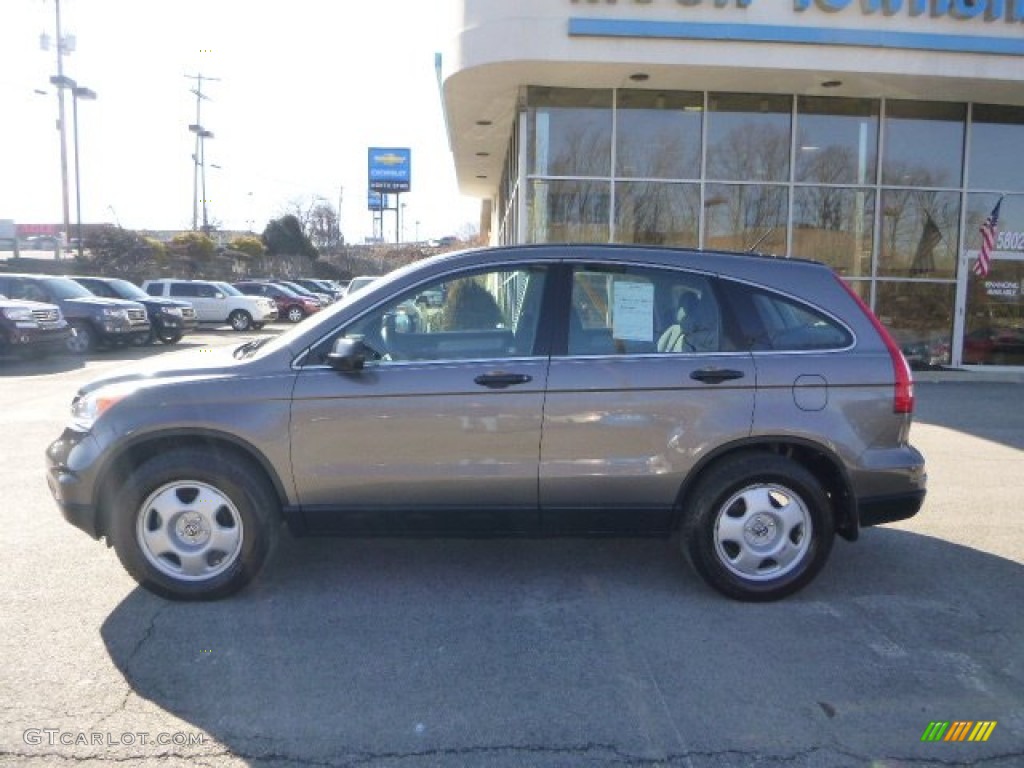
914, 367, 1024, 384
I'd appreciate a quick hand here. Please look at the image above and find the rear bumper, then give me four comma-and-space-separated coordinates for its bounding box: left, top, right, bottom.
858, 490, 926, 527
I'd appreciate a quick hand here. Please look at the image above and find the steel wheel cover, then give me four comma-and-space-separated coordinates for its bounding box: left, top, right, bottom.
713, 483, 812, 582
136, 480, 244, 581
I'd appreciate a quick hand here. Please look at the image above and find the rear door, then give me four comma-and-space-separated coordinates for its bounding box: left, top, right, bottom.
540, 262, 756, 533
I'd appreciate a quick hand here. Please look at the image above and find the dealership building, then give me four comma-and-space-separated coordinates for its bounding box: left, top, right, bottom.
438, 0, 1024, 367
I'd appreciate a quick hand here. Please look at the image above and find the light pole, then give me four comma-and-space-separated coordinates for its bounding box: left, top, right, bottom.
46, 0, 73, 259
71, 85, 96, 260
189, 124, 214, 232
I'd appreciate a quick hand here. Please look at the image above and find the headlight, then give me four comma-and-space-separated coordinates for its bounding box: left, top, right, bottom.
69, 382, 138, 432
160, 306, 183, 317
1, 307, 36, 324
101, 307, 128, 319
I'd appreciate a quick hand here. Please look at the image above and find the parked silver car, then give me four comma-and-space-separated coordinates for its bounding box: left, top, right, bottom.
46, 245, 925, 601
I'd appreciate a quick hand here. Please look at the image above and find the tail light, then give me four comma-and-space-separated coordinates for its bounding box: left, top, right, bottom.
835, 276, 914, 414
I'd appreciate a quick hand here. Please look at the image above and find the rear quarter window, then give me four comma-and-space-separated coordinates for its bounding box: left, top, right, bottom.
730, 283, 853, 351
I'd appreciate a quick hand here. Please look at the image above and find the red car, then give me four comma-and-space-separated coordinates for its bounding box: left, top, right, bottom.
233, 281, 321, 323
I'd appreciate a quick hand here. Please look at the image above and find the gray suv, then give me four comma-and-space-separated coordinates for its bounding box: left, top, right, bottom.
46, 245, 926, 601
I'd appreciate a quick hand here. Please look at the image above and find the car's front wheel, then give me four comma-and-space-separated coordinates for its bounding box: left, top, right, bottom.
286, 306, 306, 323
228, 310, 252, 332
681, 453, 834, 601
66, 321, 94, 354
109, 448, 279, 600
156, 328, 183, 344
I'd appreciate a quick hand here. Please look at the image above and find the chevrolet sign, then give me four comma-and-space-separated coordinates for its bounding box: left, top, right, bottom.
369, 147, 411, 193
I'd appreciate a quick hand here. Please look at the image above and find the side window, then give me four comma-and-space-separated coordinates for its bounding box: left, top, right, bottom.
169, 284, 197, 298
145, 284, 162, 296
317, 266, 547, 364
568, 266, 723, 355
197, 284, 217, 299
734, 285, 853, 351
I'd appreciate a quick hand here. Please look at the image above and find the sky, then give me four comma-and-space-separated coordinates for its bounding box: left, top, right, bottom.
0, 0, 479, 244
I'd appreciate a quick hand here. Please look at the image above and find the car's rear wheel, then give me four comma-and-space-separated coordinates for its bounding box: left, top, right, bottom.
286, 306, 305, 323
66, 321, 94, 354
228, 310, 252, 332
681, 453, 834, 601
109, 448, 279, 600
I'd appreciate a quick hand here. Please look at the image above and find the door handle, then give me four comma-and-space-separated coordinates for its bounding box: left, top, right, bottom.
690, 368, 745, 384
474, 372, 533, 389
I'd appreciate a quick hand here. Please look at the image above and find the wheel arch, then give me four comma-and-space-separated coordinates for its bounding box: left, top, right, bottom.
93, 429, 289, 541
672, 437, 858, 541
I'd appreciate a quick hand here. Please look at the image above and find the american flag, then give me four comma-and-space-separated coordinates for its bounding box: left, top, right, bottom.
973, 197, 1002, 278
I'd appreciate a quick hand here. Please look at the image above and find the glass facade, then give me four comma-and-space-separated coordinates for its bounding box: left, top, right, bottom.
497, 86, 1024, 367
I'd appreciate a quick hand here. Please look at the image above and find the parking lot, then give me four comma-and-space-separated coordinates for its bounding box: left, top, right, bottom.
1, 332, 1022, 767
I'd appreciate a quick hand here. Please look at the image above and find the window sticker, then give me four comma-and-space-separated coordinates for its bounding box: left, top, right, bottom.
612, 281, 654, 341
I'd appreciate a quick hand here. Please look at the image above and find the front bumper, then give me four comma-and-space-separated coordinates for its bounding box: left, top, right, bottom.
2, 324, 73, 351
45, 428, 103, 540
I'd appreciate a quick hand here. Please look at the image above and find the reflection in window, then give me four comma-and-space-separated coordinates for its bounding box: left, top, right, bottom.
968, 104, 1024, 193
879, 190, 959, 279
707, 93, 791, 182
882, 101, 965, 188
528, 180, 610, 243
615, 90, 702, 179
875, 281, 955, 368
795, 96, 878, 184
615, 182, 699, 247
528, 87, 612, 177
704, 184, 788, 254
792, 187, 874, 277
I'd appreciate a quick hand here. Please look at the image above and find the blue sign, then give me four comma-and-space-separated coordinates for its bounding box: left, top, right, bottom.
367, 190, 383, 211
368, 147, 411, 193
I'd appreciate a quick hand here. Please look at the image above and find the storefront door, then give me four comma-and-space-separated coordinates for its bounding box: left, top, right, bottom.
955, 250, 1024, 367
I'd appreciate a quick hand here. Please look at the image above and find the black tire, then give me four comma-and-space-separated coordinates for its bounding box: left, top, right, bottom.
286, 306, 306, 323
228, 310, 252, 332
156, 328, 184, 344
66, 321, 95, 354
109, 448, 280, 600
681, 453, 834, 602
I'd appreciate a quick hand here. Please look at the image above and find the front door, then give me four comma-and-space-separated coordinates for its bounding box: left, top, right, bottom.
290, 265, 551, 534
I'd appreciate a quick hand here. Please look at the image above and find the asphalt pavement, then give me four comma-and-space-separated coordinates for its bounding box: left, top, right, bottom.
0, 337, 1021, 767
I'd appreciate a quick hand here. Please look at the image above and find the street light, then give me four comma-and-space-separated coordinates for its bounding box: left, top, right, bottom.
49, 73, 76, 257
71, 85, 96, 260
189, 124, 215, 232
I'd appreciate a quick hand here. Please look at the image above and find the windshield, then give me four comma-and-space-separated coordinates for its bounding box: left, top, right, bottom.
42, 277, 95, 300
107, 278, 149, 300
214, 282, 243, 297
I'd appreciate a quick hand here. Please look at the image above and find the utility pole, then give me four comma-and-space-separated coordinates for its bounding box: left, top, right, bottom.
185, 73, 219, 231
52, 0, 71, 259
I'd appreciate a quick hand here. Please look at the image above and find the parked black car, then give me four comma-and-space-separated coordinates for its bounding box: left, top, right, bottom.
0, 293, 74, 359
72, 276, 198, 345
0, 273, 150, 354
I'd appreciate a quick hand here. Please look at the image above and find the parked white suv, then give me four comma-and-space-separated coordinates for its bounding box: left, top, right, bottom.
142, 279, 277, 331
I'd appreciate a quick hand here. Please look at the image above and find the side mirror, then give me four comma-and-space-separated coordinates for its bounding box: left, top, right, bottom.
327, 337, 367, 372
214, 292, 224, 299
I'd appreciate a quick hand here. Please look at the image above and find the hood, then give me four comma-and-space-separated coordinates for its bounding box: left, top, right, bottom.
77, 343, 247, 396
64, 297, 145, 311
1, 297, 57, 311
140, 297, 193, 309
